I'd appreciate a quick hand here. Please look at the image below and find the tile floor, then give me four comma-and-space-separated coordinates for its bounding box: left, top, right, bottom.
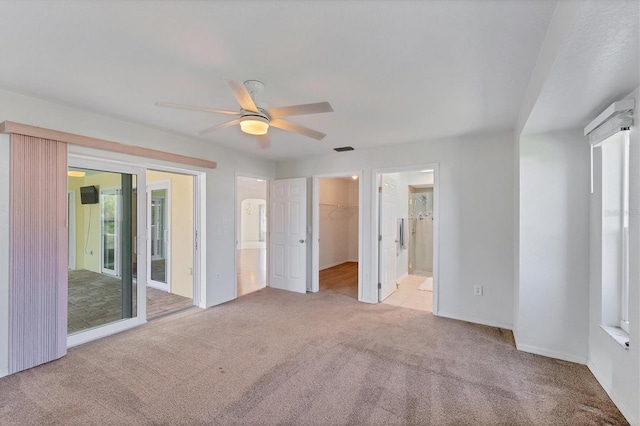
382, 274, 433, 312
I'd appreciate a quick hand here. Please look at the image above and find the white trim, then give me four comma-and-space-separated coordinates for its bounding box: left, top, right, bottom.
372, 163, 440, 313
146, 180, 171, 293
311, 171, 364, 300
234, 172, 270, 300
67, 316, 146, 348
515, 341, 587, 364
320, 260, 355, 271
588, 361, 639, 426
67, 190, 76, 270
438, 310, 513, 333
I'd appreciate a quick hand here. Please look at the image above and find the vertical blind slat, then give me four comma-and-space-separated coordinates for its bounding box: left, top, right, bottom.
9, 134, 68, 373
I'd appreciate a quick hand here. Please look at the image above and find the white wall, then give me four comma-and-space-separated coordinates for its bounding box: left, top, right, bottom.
587, 87, 639, 424
0, 90, 276, 376
516, 129, 590, 363
277, 130, 514, 328
347, 179, 359, 262
319, 178, 358, 269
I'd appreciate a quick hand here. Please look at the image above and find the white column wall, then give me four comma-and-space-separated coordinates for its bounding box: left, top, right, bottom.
517, 129, 590, 363
587, 87, 640, 424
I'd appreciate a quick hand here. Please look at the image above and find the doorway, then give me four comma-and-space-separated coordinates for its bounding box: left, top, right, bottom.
375, 166, 438, 313
312, 172, 362, 299
145, 171, 195, 319
236, 176, 268, 297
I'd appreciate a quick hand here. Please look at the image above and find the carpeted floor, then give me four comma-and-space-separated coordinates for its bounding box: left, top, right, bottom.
0, 287, 627, 425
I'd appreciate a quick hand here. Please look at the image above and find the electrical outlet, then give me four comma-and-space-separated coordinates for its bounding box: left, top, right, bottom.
473, 285, 483, 296
188, 267, 193, 275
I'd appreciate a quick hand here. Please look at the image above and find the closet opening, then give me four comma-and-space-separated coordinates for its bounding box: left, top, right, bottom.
312, 174, 361, 299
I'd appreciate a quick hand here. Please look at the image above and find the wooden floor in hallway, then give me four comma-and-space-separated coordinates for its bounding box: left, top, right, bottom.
319, 262, 358, 299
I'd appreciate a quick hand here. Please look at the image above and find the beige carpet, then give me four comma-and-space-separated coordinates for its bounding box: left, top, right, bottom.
0, 288, 627, 425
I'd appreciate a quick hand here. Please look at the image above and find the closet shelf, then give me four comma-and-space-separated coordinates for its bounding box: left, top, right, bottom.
320, 203, 357, 220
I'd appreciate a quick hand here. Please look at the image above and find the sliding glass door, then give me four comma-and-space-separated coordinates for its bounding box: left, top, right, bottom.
67, 159, 146, 342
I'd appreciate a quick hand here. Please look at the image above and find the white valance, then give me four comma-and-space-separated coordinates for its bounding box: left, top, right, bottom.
585, 99, 634, 146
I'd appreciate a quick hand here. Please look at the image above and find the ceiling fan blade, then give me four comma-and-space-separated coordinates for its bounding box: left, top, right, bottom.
156, 101, 240, 115
226, 80, 259, 113
266, 102, 333, 119
270, 119, 327, 140
256, 134, 271, 149
197, 118, 240, 135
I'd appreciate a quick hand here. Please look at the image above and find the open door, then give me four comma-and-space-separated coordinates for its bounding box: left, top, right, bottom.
146, 182, 171, 292
270, 178, 307, 293
379, 174, 397, 301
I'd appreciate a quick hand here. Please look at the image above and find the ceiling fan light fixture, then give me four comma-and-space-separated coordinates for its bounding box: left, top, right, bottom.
240, 116, 269, 136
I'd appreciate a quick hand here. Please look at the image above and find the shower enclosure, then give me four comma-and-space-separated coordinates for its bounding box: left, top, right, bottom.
408, 187, 433, 277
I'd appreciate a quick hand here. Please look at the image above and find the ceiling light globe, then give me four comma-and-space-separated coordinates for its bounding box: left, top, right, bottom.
240, 116, 269, 136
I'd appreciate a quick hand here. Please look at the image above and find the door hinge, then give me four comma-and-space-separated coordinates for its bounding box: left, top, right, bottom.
378, 186, 382, 193
378, 235, 382, 241
378, 283, 382, 289
195, 230, 198, 251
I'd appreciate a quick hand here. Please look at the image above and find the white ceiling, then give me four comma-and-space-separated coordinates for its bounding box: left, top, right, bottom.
523, 0, 640, 135
1, 0, 559, 160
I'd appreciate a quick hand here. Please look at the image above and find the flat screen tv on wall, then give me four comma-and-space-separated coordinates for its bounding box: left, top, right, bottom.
80, 185, 99, 204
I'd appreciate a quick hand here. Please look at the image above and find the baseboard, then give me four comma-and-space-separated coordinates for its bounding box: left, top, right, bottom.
588, 361, 639, 425
435, 310, 512, 331
320, 260, 353, 270
0, 367, 8, 378
515, 341, 587, 364
396, 272, 408, 283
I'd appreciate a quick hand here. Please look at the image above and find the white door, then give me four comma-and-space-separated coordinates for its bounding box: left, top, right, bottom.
101, 188, 121, 277
270, 178, 307, 293
146, 182, 170, 292
379, 175, 397, 301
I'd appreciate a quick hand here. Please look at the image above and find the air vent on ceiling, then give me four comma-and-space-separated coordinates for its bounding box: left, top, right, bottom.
334, 146, 354, 152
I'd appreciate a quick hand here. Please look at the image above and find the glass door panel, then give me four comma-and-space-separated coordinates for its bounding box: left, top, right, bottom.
147, 184, 170, 291
67, 168, 137, 334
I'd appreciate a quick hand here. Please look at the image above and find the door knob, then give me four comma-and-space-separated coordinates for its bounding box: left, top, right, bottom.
299, 239, 305, 243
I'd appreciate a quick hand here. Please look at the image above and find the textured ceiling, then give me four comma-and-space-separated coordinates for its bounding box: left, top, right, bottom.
0, 1, 559, 160
523, 0, 640, 135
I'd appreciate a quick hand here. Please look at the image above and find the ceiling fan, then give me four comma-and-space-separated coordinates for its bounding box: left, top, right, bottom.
156, 79, 333, 148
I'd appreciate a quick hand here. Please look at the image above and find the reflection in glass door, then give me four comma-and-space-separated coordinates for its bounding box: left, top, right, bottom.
147, 183, 170, 292
67, 167, 139, 336
101, 188, 121, 276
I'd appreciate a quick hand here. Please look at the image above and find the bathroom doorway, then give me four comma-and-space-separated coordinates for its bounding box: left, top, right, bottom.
375, 166, 438, 313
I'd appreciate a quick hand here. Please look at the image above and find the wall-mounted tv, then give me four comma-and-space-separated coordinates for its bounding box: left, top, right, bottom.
80, 185, 99, 204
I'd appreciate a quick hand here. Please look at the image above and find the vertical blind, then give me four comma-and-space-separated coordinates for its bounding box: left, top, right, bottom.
10, 134, 67, 373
